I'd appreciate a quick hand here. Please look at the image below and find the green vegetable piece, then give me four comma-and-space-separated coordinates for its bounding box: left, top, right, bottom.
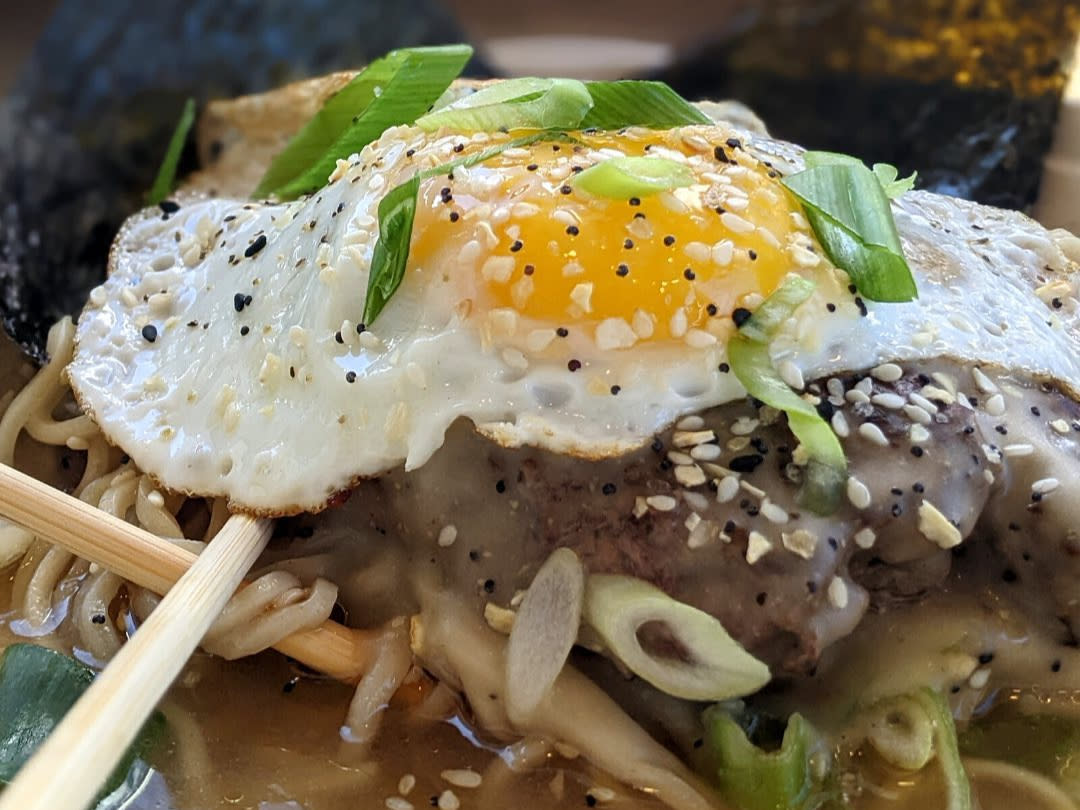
573, 156, 695, 199
701, 706, 823, 810
783, 157, 918, 302
911, 688, 974, 810
415, 77, 593, 133
145, 98, 195, 206
256, 45, 473, 200
727, 276, 846, 513
0, 644, 164, 803
580, 80, 710, 130
803, 151, 917, 200
363, 132, 565, 326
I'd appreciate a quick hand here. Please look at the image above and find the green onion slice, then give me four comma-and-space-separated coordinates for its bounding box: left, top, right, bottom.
145, 97, 195, 206
0, 644, 165, 803
803, 151, 917, 200
581, 80, 710, 130
363, 132, 565, 326
415, 77, 593, 133
572, 156, 694, 199
255, 45, 473, 200
727, 276, 846, 514
783, 154, 917, 303
700, 707, 825, 810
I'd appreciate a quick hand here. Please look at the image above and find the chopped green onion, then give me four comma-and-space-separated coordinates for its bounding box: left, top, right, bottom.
363, 132, 564, 326
582, 574, 770, 701
581, 81, 710, 130
783, 154, 918, 303
415, 77, 593, 133
727, 277, 846, 514
572, 156, 694, 199
910, 690, 974, 810
0, 644, 165, 803
256, 45, 473, 200
699, 706, 826, 810
802, 151, 917, 200
145, 97, 195, 206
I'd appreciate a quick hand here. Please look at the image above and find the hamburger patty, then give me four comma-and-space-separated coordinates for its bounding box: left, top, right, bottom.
326, 358, 1080, 675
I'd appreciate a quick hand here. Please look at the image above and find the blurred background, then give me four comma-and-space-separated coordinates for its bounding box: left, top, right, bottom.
0, 0, 1077, 361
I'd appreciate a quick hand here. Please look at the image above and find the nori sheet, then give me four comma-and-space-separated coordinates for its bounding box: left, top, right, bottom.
0, 0, 477, 362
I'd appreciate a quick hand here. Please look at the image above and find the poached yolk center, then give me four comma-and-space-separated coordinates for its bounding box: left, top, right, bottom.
410, 132, 816, 341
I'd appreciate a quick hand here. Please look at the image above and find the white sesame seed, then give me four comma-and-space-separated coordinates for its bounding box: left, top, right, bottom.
858, 422, 889, 447
481, 255, 515, 283
685, 329, 718, 348
731, 417, 760, 436
684, 241, 712, 263
846, 476, 872, 510
827, 576, 849, 609
1051, 419, 1071, 434
982, 443, 1003, 465
984, 469, 995, 485
853, 527, 876, 549
437, 791, 461, 810
1002, 442, 1035, 457
631, 309, 655, 338
385, 799, 414, 810
646, 495, 678, 512
526, 329, 556, 352
437, 525, 458, 547
716, 475, 740, 503
667, 450, 694, 465
968, 668, 991, 690
595, 317, 638, 350
972, 367, 998, 394
826, 378, 844, 398
745, 531, 772, 564
984, 393, 1006, 417
871, 363, 903, 382
399, 775, 416, 796
917, 501, 962, 549
903, 404, 933, 425
675, 464, 708, 487
489, 308, 519, 337
854, 377, 873, 395
441, 769, 482, 789
845, 389, 871, 405
908, 392, 938, 413
721, 211, 755, 234
788, 244, 820, 268
632, 496, 649, 518
739, 479, 767, 499
683, 491, 711, 512
691, 443, 722, 461
570, 282, 594, 313
673, 429, 716, 448
831, 411, 850, 438
778, 360, 805, 391
677, 415, 706, 430
871, 393, 905, 410
711, 240, 734, 266
781, 529, 818, 559
909, 424, 931, 444
669, 308, 689, 338
921, 384, 955, 405
684, 512, 702, 532
1032, 477, 1061, 495
588, 787, 618, 804
761, 500, 790, 525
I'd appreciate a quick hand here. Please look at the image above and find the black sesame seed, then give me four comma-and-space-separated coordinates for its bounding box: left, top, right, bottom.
628, 197, 641, 206
707, 303, 718, 316
345, 371, 357, 383
828, 537, 839, 550
683, 268, 696, 280
855, 296, 868, 317
453, 143, 465, 153
586, 795, 598, 808
602, 482, 617, 495
1052, 297, 1063, 309
891, 503, 903, 517
335, 331, 344, 344
911, 446, 924, 457
1031, 406, 1042, 416
610, 385, 621, 395
141, 324, 158, 343
1052, 659, 1062, 672
356, 323, 366, 334
510, 239, 524, 252
244, 234, 267, 258
826, 302, 837, 312
718, 362, 730, 373
651, 438, 664, 453
913, 482, 925, 493
468, 549, 481, 561
524, 264, 535, 275
495, 479, 506, 494
713, 146, 729, 163
234, 293, 247, 312
623, 238, 634, 249
556, 327, 569, 337
560, 185, 572, 195
748, 249, 757, 261
995, 424, 1008, 435
571, 165, 584, 173
755, 592, 767, 606
729, 454, 764, 473
526, 163, 538, 171
406, 149, 416, 157
483, 578, 496, 593
978, 652, 994, 665
449, 211, 460, 223
282, 678, 298, 694
158, 200, 180, 214
91, 614, 106, 625
1002, 568, 1018, 583
566, 225, 579, 236
732, 308, 752, 327
616, 264, 630, 277
725, 137, 742, 149
633, 212, 646, 219
240, 325, 250, 336
724, 520, 736, 534
664, 235, 676, 246
568, 359, 582, 372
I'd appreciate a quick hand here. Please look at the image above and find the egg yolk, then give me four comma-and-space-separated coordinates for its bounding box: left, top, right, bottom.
409, 131, 819, 343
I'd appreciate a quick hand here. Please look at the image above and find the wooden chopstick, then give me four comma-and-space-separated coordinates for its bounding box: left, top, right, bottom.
0, 462, 376, 682
0, 513, 271, 810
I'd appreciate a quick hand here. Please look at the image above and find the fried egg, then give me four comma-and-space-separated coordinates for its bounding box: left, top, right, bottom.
68, 114, 1080, 514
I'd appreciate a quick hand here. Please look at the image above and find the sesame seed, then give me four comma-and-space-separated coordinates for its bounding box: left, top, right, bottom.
610, 385, 621, 395
853, 527, 876, 549
616, 264, 630, 277
827, 576, 849, 608
437, 525, 458, 547
385, 799, 413, 810
716, 475, 740, 503
440, 770, 482, 789
903, 404, 933, 425
623, 238, 634, 249
675, 464, 708, 487
567, 359, 581, 372
745, 531, 772, 564
831, 411, 850, 438
984, 393, 1006, 416
871, 393, 905, 410
778, 360, 804, 391
437, 790, 460, 810
871, 363, 903, 382
399, 775, 416, 796
782, 529, 818, 559
846, 476, 872, 510
244, 234, 267, 257
1032, 477, 1061, 495
858, 422, 889, 447
646, 495, 677, 512
141, 324, 158, 343
761, 500, 789, 525
720, 211, 755, 234
1050, 419, 1071, 434
677, 415, 706, 430
732, 308, 752, 327
691, 443, 722, 461
664, 235, 676, 246
918, 501, 962, 548
1002, 442, 1034, 457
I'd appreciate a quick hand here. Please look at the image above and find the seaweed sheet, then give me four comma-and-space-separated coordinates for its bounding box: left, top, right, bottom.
0, 0, 476, 363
